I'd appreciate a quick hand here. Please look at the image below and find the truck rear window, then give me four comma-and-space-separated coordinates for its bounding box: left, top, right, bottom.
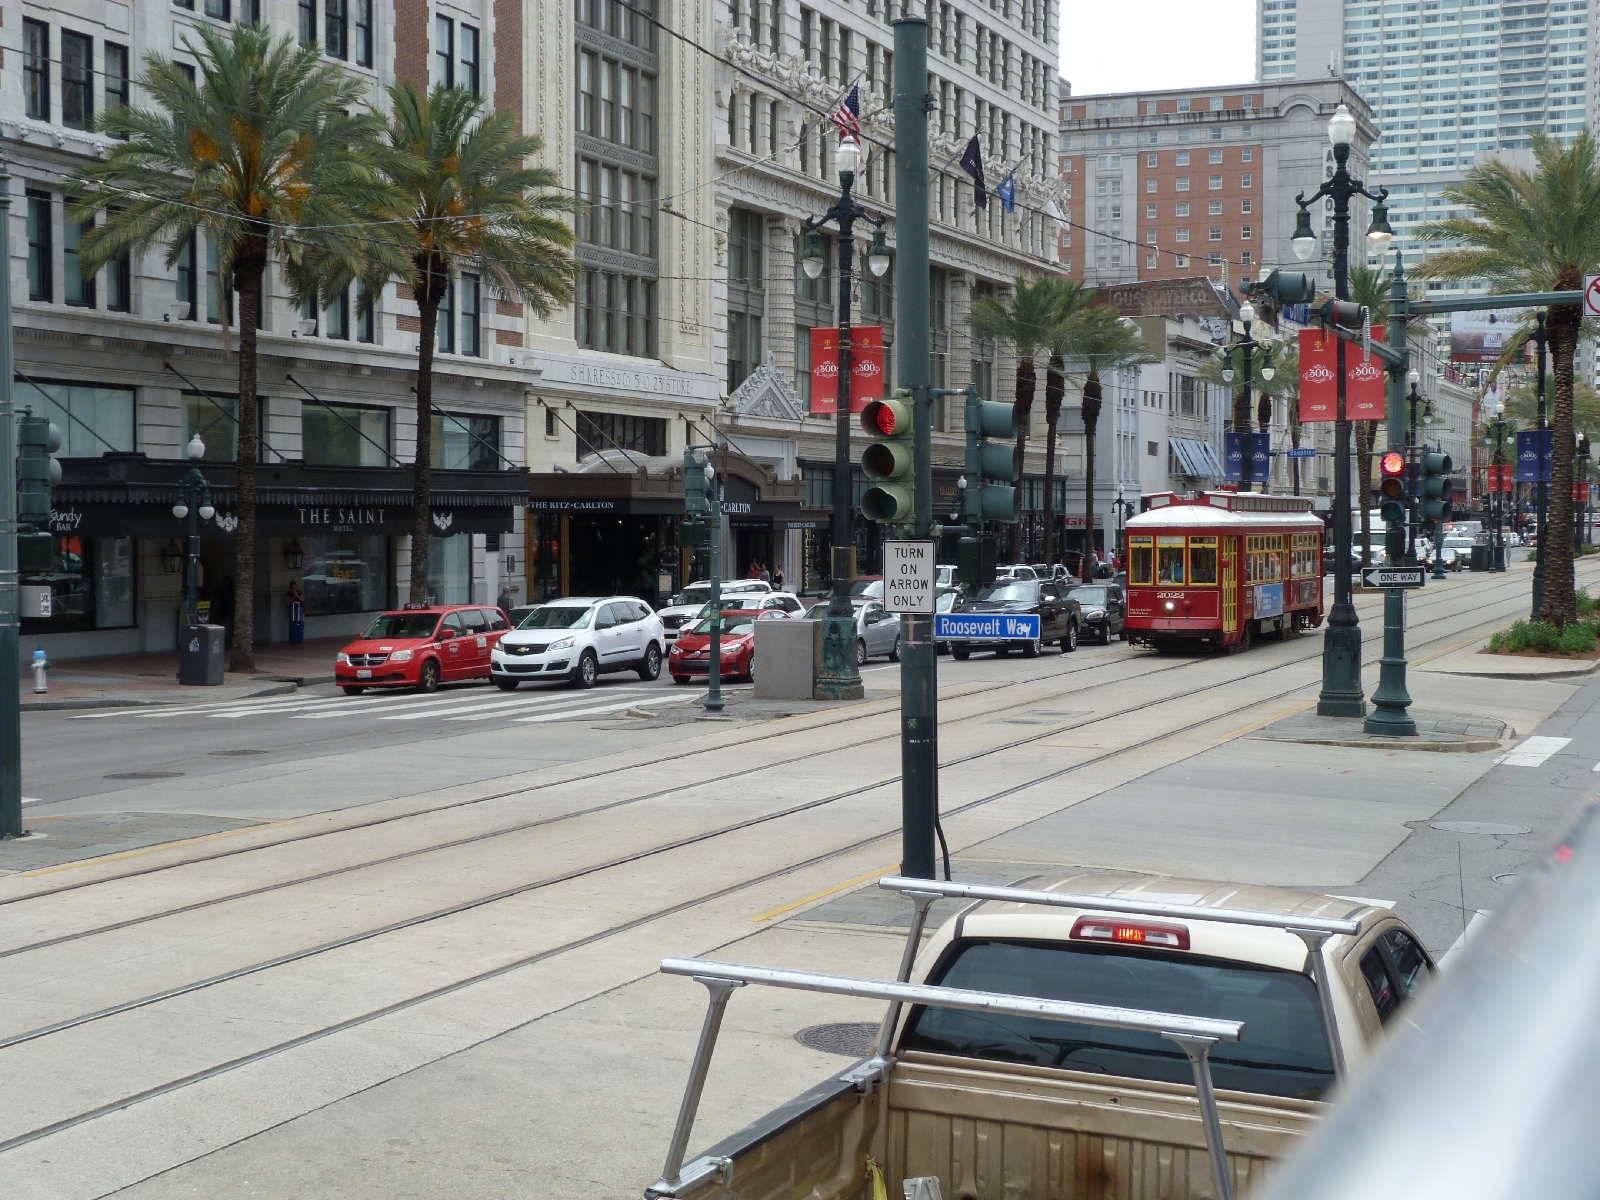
901, 939, 1335, 1101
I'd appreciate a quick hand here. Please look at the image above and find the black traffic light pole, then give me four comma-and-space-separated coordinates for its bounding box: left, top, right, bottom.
0, 154, 18, 839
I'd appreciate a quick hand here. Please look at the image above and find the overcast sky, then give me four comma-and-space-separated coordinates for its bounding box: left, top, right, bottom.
1058, 1, 1258, 97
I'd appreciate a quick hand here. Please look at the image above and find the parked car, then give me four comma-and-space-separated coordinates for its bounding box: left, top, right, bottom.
336, 604, 510, 695
933, 586, 960, 654
1066, 581, 1127, 643
804, 597, 901, 663
948, 578, 1080, 658
668, 609, 790, 684
656, 579, 771, 644
994, 564, 1038, 581
505, 604, 538, 628
489, 595, 663, 689
1028, 563, 1076, 585
849, 575, 885, 599
1438, 535, 1475, 570
708, 591, 805, 616
935, 564, 958, 588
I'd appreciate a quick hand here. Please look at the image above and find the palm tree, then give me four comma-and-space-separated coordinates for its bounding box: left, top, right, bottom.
1056, 302, 1157, 570
971, 277, 1062, 561
351, 83, 580, 605
69, 24, 394, 671
1416, 130, 1600, 627
1040, 281, 1089, 563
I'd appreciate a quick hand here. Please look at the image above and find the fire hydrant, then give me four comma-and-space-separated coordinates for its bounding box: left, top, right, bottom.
30, 649, 48, 694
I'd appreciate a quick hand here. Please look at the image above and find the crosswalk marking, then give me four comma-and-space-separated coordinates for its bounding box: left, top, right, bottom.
381, 687, 655, 722
512, 698, 653, 724
1496, 736, 1571, 768
441, 688, 658, 722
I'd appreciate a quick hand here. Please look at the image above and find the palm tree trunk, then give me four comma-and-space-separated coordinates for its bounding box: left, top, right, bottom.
409, 264, 443, 605
1542, 302, 1581, 627
1010, 357, 1036, 562
229, 253, 265, 673
1041, 353, 1064, 563
1082, 370, 1102, 573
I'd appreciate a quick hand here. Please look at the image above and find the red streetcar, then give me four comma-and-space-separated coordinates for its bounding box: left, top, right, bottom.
1124, 491, 1324, 652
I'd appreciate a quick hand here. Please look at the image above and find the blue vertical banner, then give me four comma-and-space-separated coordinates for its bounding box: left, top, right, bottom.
1515, 429, 1554, 483
1225, 432, 1271, 482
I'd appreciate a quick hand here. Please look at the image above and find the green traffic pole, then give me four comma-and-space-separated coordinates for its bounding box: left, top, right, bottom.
893, 12, 937, 880
705, 448, 724, 713
0, 153, 20, 839
1366, 251, 1416, 736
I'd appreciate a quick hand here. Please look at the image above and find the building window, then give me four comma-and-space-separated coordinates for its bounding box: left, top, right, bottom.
303, 535, 389, 615
302, 401, 391, 467
105, 43, 130, 135
355, 282, 375, 343
206, 237, 233, 325
1241, 198, 1252, 214
176, 232, 198, 319
184, 392, 240, 462
325, 286, 349, 339
1176, 202, 1190, 217
1241, 225, 1252, 240
1176, 177, 1190, 192
460, 273, 480, 356
575, 410, 667, 459
1147, 153, 1157, 167
23, 20, 50, 121
62, 31, 93, 130
1146, 253, 1158, 270
437, 277, 456, 353
1208, 227, 1222, 241
1176, 151, 1189, 166
460, 24, 480, 97
1209, 148, 1223, 164
1208, 252, 1223, 266
26, 193, 53, 302
1175, 228, 1190, 243
435, 16, 454, 87
64, 218, 96, 307
353, 0, 373, 66
299, 0, 316, 46
105, 220, 131, 313
1146, 203, 1157, 219
576, 271, 657, 357
1209, 175, 1223, 190
432, 412, 500, 469
728, 311, 763, 392
727, 208, 766, 392
1208, 200, 1222, 215
325, 0, 348, 58
1177, 99, 1190, 112
1146, 179, 1157, 193
1242, 147, 1253, 162
1242, 173, 1253, 188
1176, 253, 1189, 267
22, 536, 136, 635
21, 381, 136, 455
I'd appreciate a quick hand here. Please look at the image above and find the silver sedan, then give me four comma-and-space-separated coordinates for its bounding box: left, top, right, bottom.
804, 599, 901, 663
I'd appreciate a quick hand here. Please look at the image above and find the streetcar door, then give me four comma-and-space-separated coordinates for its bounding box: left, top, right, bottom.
1222, 537, 1238, 633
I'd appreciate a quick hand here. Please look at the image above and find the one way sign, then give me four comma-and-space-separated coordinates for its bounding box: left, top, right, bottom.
1363, 566, 1427, 589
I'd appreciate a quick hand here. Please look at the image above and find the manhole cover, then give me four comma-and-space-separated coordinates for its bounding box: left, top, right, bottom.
208, 749, 267, 757
103, 771, 185, 780
1430, 821, 1531, 835
795, 1022, 878, 1058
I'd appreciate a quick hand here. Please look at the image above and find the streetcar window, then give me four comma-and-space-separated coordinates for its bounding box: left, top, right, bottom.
1130, 538, 1153, 585
1189, 537, 1217, 585
1157, 536, 1186, 584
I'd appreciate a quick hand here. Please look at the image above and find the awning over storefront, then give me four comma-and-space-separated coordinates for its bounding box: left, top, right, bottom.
528, 449, 807, 521
52, 453, 527, 538
1171, 438, 1224, 479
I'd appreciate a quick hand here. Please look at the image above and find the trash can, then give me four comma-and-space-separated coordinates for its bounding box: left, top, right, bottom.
178, 623, 227, 685
1470, 544, 1491, 572
288, 599, 305, 644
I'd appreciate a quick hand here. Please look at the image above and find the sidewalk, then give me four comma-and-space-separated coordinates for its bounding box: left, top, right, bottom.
17, 637, 343, 711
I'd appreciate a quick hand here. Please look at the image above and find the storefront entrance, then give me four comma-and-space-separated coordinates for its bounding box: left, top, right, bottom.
733, 524, 773, 579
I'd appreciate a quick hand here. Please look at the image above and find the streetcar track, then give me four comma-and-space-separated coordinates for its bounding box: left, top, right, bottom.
0, 567, 1568, 1055
0, 563, 1578, 967
0, 568, 1582, 1156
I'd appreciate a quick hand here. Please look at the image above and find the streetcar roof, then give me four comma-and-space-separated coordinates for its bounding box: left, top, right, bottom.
1126, 506, 1323, 531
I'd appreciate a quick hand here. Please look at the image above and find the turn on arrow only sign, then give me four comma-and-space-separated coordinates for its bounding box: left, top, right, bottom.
1363, 566, 1427, 589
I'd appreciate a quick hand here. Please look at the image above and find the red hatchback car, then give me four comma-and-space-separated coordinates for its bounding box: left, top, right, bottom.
668, 609, 789, 685
336, 605, 510, 695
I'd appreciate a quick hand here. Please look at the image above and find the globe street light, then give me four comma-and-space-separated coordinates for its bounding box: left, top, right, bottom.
804, 133, 890, 701
176, 434, 215, 645
1292, 101, 1389, 719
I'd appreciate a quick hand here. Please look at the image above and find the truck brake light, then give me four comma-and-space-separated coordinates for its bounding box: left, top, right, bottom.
1071, 915, 1190, 950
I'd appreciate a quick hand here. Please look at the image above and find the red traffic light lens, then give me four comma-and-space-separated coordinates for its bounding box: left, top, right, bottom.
1380, 451, 1406, 478
875, 405, 897, 436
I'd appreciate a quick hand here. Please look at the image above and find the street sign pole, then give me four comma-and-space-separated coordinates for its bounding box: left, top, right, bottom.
1366, 253, 1416, 737
893, 13, 938, 880
0, 155, 21, 839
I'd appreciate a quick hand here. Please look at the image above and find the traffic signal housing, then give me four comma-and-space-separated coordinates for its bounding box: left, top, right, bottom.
1378, 450, 1407, 558
1419, 450, 1453, 522
860, 390, 915, 524
18, 415, 61, 528
683, 449, 711, 518
1243, 269, 1316, 304
963, 389, 1018, 524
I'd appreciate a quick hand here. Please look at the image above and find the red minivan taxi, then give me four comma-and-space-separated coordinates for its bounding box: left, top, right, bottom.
336, 604, 510, 695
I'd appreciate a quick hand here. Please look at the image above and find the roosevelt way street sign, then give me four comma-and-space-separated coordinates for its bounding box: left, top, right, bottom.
1363, 566, 1427, 589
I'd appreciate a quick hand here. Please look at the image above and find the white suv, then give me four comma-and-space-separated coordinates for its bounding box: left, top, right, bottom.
491, 596, 665, 689
656, 579, 771, 644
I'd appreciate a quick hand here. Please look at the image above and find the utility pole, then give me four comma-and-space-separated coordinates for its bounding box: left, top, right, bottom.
893, 12, 937, 880
0, 154, 20, 839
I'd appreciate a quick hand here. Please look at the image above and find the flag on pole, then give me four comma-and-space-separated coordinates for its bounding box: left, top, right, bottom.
830, 84, 861, 141
959, 136, 988, 209
996, 168, 1017, 214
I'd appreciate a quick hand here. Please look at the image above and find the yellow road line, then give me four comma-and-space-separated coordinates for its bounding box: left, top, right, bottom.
751, 864, 897, 922
1221, 700, 1316, 740
19, 820, 296, 877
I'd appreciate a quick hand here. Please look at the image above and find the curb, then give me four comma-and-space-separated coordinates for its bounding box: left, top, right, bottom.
19, 680, 298, 713
1426, 659, 1600, 682
266, 673, 335, 687
1247, 732, 1505, 754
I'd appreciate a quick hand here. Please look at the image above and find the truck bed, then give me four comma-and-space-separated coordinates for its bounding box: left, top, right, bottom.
671, 1053, 1318, 1200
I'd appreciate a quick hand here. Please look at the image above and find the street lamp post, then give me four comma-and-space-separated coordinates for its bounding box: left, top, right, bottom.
1577, 434, 1591, 550
1220, 302, 1276, 493
1487, 399, 1511, 573
173, 434, 215, 643
1405, 370, 1424, 562
1292, 103, 1391, 719
803, 136, 889, 702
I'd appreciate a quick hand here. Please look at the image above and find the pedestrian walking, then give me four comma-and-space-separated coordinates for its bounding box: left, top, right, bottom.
496, 584, 513, 616
759, 561, 772, 584
771, 564, 785, 590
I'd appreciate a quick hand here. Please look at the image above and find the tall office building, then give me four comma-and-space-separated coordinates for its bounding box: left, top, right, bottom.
1258, 1, 1595, 281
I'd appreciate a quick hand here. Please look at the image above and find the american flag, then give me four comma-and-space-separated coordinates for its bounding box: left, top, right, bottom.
830, 84, 861, 141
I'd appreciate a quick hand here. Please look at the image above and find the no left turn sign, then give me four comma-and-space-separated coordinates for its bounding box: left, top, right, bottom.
1584, 274, 1600, 317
